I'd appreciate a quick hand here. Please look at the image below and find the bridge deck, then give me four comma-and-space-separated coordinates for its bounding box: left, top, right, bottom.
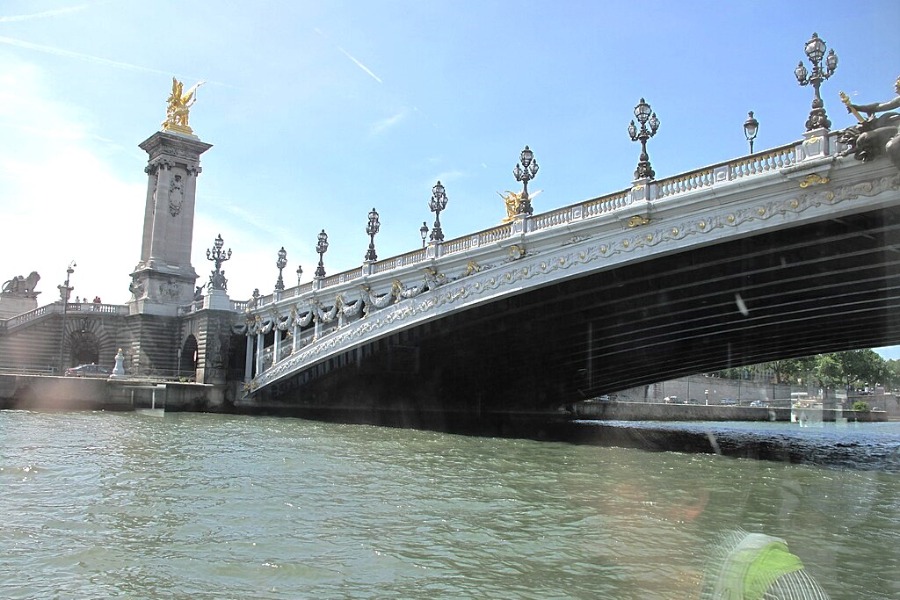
237, 133, 898, 414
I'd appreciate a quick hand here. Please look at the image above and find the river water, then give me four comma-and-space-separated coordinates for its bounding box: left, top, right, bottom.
1, 410, 897, 599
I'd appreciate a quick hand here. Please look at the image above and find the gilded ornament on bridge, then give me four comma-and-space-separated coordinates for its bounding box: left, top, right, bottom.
162, 77, 204, 135
626, 215, 650, 227
499, 190, 541, 222
507, 244, 525, 260
798, 173, 831, 188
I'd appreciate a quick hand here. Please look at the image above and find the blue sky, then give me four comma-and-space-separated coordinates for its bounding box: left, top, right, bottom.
1, 1, 898, 358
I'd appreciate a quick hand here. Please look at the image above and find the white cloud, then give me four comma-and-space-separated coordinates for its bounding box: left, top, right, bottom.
370, 109, 407, 135
0, 58, 143, 306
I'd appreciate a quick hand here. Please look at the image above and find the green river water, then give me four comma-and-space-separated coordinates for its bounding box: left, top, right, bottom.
1, 411, 897, 599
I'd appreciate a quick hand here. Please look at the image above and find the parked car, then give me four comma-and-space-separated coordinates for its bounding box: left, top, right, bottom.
720, 397, 738, 405
65, 364, 110, 378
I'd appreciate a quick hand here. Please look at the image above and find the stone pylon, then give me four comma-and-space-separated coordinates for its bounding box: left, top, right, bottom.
128, 131, 212, 316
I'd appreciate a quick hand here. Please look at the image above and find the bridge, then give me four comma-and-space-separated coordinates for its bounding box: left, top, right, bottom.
1, 84, 897, 421
236, 132, 900, 418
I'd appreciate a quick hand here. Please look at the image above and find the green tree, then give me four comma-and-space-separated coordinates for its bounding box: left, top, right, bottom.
833, 349, 885, 390
813, 354, 844, 390
767, 356, 817, 385
883, 359, 900, 390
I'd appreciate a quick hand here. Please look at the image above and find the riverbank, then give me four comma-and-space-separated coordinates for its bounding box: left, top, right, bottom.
0, 373, 227, 412
571, 398, 888, 422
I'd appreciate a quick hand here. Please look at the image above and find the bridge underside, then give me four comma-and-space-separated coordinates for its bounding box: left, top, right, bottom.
252, 207, 900, 423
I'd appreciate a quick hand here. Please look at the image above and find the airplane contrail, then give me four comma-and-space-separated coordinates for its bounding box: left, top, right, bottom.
0, 4, 88, 23
0, 35, 224, 86
337, 46, 383, 84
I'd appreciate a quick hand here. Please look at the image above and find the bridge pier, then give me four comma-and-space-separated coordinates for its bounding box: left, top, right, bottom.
244, 333, 254, 384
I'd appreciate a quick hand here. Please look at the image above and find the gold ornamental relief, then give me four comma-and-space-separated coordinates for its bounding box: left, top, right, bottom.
162, 77, 204, 135
799, 173, 830, 188
626, 215, 650, 228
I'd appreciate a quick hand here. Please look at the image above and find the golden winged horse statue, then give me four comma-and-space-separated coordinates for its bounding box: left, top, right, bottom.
162, 77, 204, 135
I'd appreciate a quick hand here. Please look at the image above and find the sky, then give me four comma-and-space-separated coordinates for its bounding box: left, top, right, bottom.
1, 1, 898, 358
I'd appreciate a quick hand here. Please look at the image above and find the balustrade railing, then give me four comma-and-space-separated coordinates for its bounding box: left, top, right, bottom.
241, 138, 814, 320
372, 248, 428, 274
529, 207, 574, 231
7, 304, 57, 328
478, 223, 512, 245
655, 169, 715, 200
730, 143, 796, 180
582, 190, 630, 218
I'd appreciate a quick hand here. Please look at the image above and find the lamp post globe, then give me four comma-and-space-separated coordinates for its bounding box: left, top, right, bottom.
57, 260, 76, 374
365, 207, 380, 262
315, 229, 329, 278
794, 32, 838, 131
274, 246, 287, 291
206, 234, 232, 291
428, 181, 448, 242
512, 146, 539, 215
743, 111, 759, 154
628, 98, 660, 180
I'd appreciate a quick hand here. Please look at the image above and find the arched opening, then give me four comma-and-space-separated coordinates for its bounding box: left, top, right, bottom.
68, 330, 100, 367
180, 334, 198, 380
226, 333, 248, 381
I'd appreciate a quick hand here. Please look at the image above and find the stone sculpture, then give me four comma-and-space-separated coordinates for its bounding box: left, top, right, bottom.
839, 77, 900, 170
1, 272, 40, 297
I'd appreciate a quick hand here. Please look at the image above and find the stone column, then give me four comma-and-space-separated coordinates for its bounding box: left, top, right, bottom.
244, 333, 254, 383
255, 331, 264, 375
273, 329, 281, 365
129, 131, 212, 317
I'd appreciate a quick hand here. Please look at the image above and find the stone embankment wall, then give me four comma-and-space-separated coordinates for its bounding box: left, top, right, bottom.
0, 374, 228, 412
573, 401, 887, 422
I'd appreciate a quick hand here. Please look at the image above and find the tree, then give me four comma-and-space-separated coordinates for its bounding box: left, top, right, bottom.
813, 354, 844, 390
833, 349, 885, 390
884, 359, 900, 390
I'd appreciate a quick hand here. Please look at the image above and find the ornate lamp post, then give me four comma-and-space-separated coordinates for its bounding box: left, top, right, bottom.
428, 181, 448, 242
57, 260, 76, 374
512, 145, 539, 215
296, 264, 303, 287
743, 111, 759, 154
365, 207, 380, 261
314, 229, 329, 278
627, 98, 660, 180
419, 221, 429, 248
274, 246, 287, 291
206, 233, 232, 291
794, 32, 838, 131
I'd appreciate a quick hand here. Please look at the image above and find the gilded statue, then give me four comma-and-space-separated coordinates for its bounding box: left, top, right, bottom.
839, 77, 900, 170
162, 77, 204, 135
498, 190, 542, 222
